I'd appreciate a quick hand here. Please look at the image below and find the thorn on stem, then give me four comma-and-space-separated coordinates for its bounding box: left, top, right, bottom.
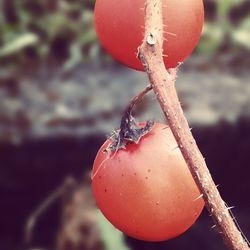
194, 193, 204, 201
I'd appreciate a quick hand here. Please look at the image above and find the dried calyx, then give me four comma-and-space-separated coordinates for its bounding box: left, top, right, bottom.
106, 85, 154, 151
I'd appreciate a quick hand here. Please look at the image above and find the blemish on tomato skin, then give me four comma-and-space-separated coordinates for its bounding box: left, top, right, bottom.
104, 188, 107, 193
156, 202, 160, 205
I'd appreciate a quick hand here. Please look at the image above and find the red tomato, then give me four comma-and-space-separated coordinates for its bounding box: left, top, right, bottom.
94, 0, 204, 71
92, 123, 204, 241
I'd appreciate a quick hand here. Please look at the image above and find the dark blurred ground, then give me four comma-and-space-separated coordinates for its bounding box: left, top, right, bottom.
0, 1, 250, 250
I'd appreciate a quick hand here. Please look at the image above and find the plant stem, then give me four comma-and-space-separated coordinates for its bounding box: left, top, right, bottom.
119, 84, 152, 132
108, 85, 153, 151
138, 1, 249, 249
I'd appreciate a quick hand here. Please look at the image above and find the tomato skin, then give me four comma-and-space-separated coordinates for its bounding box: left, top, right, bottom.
92, 123, 204, 241
94, 0, 204, 71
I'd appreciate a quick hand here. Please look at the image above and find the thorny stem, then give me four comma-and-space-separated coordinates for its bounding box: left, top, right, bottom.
138, 1, 250, 250
108, 85, 154, 151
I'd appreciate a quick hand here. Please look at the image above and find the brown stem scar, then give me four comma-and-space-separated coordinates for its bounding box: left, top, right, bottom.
146, 33, 157, 45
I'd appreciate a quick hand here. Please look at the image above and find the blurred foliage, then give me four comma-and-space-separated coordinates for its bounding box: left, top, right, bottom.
97, 211, 130, 250
0, 0, 249, 70
0, 0, 100, 71
197, 0, 250, 55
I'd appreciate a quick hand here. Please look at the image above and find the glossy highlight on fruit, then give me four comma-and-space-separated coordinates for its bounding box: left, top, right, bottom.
92, 123, 204, 241
94, 0, 204, 71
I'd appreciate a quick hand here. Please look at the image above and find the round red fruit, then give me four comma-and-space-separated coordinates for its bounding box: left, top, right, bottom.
94, 0, 204, 70
92, 123, 204, 241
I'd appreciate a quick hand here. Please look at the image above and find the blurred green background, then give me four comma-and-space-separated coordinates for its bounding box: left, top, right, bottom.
0, 1, 250, 250
0, 0, 250, 71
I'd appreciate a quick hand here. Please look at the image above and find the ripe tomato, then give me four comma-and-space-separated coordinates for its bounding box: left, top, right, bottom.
92, 123, 204, 241
94, 0, 204, 71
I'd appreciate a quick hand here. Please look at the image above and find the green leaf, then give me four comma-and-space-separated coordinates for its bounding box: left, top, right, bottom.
97, 210, 131, 250
232, 17, 250, 49
197, 22, 225, 54
217, 0, 244, 17
0, 33, 39, 57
